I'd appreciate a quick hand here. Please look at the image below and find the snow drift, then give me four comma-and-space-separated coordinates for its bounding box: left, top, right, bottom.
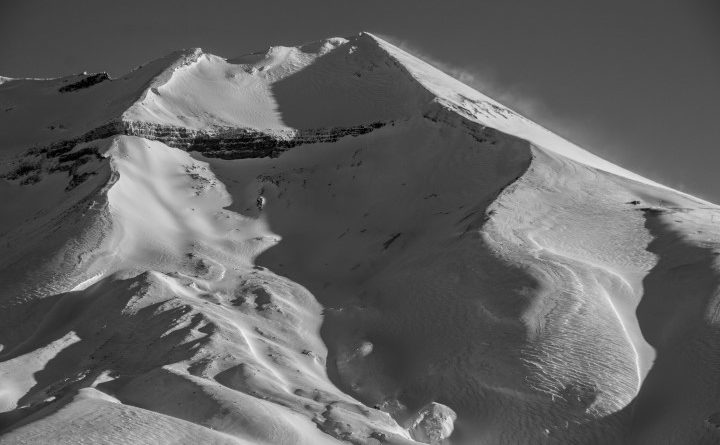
1, 32, 719, 444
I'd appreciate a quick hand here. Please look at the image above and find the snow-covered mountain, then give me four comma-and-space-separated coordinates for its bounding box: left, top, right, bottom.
1, 32, 719, 444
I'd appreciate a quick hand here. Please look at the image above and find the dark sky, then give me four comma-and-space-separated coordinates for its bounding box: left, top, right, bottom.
2, 0, 719, 202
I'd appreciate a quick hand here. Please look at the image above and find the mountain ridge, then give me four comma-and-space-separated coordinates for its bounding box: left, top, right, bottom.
1, 32, 719, 445
1, 32, 693, 198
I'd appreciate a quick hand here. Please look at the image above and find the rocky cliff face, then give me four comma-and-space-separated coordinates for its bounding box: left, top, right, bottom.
28, 119, 389, 160
121, 120, 389, 159
2, 119, 390, 189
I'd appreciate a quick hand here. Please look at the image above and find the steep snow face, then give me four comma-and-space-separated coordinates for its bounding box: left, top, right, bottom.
200, 108, 670, 444
0, 136, 413, 444
2, 32, 720, 445
364, 33, 687, 193
123, 36, 431, 131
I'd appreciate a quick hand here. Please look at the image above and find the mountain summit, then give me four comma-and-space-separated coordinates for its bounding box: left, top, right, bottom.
1, 32, 719, 444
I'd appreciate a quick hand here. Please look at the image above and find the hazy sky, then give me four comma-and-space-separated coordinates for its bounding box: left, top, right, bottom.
2, 0, 719, 202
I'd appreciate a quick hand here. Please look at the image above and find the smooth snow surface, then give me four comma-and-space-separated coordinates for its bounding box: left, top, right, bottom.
2, 32, 720, 445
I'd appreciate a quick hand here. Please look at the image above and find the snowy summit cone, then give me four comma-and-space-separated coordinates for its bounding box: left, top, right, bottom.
1, 32, 719, 445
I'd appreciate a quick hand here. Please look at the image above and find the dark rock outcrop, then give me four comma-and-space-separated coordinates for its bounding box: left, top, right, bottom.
33, 120, 389, 160
10, 120, 389, 188
58, 73, 110, 93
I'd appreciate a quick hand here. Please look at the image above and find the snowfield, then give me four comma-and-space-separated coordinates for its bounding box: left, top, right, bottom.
1, 32, 719, 444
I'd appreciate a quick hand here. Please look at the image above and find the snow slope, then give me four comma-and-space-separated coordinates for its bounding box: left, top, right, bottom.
1, 32, 720, 444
